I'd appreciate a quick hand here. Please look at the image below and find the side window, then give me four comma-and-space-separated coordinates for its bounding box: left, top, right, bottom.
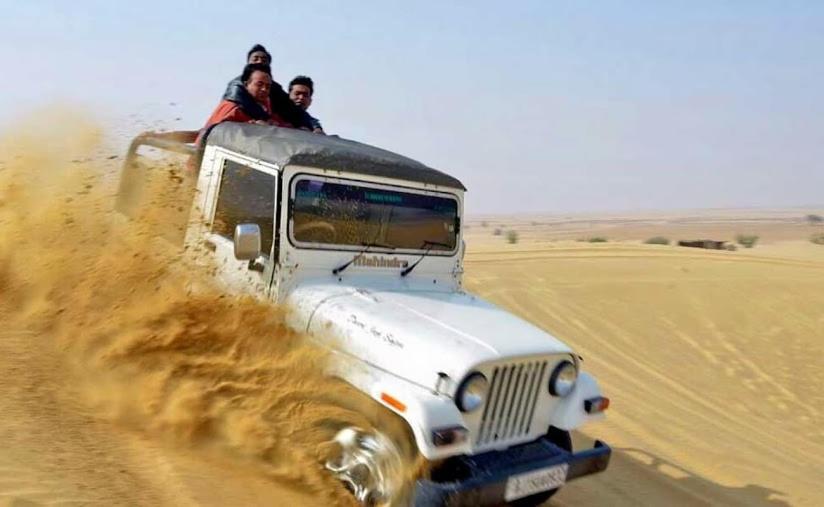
212, 160, 276, 256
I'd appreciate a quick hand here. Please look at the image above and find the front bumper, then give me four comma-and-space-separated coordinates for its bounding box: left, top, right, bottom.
414, 437, 611, 506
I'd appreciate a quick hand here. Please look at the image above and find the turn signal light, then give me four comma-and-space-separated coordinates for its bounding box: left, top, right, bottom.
584, 396, 610, 414
380, 392, 407, 413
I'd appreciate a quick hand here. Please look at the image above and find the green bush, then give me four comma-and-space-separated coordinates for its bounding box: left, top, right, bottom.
506, 230, 519, 244
644, 236, 670, 245
811, 232, 824, 245
806, 214, 823, 224
736, 234, 759, 248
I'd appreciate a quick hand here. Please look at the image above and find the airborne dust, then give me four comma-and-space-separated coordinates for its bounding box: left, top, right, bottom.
0, 115, 418, 506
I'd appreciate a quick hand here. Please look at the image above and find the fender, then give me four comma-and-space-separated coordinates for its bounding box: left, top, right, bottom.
328, 352, 469, 460
548, 372, 606, 430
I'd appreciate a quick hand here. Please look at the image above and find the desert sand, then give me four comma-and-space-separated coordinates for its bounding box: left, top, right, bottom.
1, 123, 822, 506
463, 215, 824, 506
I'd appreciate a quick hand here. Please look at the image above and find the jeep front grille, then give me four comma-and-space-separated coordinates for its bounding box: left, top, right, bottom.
476, 360, 549, 446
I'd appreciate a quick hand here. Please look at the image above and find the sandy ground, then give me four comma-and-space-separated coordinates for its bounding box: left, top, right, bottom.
2, 213, 821, 506
463, 216, 824, 506
0, 327, 319, 507
1, 121, 822, 507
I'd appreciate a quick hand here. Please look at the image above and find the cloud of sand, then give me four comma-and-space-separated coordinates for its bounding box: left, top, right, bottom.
0, 113, 419, 506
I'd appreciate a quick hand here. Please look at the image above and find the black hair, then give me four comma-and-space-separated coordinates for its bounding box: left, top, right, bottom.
246, 44, 271, 62
241, 63, 272, 83
289, 75, 315, 96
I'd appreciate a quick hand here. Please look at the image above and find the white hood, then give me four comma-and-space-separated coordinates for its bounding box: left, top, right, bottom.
286, 284, 573, 392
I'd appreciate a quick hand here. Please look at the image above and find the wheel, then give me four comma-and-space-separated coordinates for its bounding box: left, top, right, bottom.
507, 427, 572, 507
325, 427, 405, 506
322, 382, 420, 506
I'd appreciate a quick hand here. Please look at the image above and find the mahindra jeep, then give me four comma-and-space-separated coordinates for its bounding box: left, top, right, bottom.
118, 124, 611, 506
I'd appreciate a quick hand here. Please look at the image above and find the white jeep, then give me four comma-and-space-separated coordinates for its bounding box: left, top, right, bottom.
119, 124, 611, 506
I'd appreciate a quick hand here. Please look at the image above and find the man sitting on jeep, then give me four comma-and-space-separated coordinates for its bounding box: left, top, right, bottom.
197, 63, 288, 144
222, 44, 316, 131
289, 75, 325, 134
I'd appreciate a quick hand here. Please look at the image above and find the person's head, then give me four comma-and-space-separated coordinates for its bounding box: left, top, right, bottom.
288, 76, 314, 110
246, 44, 271, 65
242, 63, 272, 104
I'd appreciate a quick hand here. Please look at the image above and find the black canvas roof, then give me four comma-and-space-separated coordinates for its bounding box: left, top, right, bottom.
205, 123, 466, 191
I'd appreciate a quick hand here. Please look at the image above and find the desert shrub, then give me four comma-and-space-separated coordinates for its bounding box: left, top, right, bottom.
805, 214, 823, 224
587, 237, 608, 243
506, 230, 519, 244
492, 228, 502, 236
724, 243, 738, 251
811, 232, 824, 245
644, 236, 670, 245
736, 234, 759, 248
481, 221, 488, 228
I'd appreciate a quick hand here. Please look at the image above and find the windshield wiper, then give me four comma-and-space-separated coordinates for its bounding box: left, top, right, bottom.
400, 240, 452, 277
332, 241, 395, 275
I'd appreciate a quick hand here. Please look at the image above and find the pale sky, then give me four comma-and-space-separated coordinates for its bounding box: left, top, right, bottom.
1, 1, 822, 214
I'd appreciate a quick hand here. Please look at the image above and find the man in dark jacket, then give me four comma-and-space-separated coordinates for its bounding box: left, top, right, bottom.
222, 44, 315, 130
289, 75, 325, 134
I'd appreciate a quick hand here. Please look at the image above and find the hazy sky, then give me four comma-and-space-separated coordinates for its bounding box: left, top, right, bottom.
1, 1, 822, 214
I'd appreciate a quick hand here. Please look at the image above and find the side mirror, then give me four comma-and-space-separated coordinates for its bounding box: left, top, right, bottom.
234, 223, 261, 260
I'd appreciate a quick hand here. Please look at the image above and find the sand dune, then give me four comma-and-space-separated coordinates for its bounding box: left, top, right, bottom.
463, 238, 824, 506
1, 121, 822, 506
4, 235, 819, 506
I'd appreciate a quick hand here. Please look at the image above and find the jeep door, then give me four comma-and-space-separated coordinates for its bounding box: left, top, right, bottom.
192, 152, 278, 298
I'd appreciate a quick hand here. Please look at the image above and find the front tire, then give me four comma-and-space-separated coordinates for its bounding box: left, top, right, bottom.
326, 427, 404, 505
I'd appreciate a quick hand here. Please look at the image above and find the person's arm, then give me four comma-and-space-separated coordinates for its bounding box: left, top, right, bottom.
223, 77, 271, 121
195, 100, 252, 147
269, 81, 315, 129
204, 101, 252, 128
309, 114, 325, 134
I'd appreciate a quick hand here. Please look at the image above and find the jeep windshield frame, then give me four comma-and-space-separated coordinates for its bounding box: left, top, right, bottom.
287, 173, 460, 256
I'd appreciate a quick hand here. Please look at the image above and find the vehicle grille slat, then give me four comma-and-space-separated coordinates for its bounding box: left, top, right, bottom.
499, 364, 522, 440
525, 362, 548, 434
492, 366, 515, 441
478, 367, 502, 443
474, 359, 550, 447
503, 364, 526, 440
509, 362, 533, 439
518, 362, 542, 435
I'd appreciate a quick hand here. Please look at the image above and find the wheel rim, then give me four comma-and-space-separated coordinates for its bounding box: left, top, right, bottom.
326, 427, 404, 505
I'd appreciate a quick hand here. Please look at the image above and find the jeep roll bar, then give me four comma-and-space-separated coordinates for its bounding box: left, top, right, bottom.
116, 130, 200, 216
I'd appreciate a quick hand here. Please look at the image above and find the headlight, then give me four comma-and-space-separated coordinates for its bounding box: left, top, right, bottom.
455, 372, 488, 412
548, 360, 577, 397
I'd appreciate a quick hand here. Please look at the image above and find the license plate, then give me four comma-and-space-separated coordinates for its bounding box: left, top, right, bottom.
504, 463, 569, 502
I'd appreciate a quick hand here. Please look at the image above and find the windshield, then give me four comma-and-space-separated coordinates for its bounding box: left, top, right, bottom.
291, 177, 459, 252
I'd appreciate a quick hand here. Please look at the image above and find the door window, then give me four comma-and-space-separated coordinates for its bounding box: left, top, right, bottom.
212, 160, 276, 256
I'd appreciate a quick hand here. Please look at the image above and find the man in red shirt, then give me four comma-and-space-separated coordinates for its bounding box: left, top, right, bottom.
222, 44, 315, 131
200, 63, 274, 135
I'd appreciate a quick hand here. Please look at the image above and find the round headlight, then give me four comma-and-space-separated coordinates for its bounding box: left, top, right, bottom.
548, 360, 577, 397
455, 372, 488, 412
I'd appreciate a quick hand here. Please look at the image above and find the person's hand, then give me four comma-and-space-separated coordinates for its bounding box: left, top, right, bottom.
250, 119, 269, 125
313, 128, 326, 135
